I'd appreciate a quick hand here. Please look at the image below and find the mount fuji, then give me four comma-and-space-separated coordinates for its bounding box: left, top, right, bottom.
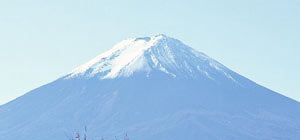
0, 34, 300, 140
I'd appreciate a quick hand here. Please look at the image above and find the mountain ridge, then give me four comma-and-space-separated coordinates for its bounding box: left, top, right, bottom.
0, 34, 300, 140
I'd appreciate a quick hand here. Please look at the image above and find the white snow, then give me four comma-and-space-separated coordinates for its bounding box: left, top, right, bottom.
66, 34, 239, 84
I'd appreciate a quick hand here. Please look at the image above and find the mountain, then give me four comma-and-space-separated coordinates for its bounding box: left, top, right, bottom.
0, 34, 300, 140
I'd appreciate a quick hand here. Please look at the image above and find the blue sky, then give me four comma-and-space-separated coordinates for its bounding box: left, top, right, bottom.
0, 0, 299, 105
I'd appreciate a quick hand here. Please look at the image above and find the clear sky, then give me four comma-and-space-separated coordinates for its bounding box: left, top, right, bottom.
0, 0, 299, 105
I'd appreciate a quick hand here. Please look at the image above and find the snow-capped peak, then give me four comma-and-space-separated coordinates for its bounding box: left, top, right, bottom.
67, 34, 236, 82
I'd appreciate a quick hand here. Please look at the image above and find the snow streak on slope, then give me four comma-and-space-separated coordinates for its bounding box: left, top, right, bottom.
67, 34, 237, 84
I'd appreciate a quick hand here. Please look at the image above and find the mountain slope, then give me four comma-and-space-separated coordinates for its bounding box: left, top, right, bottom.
0, 34, 300, 140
